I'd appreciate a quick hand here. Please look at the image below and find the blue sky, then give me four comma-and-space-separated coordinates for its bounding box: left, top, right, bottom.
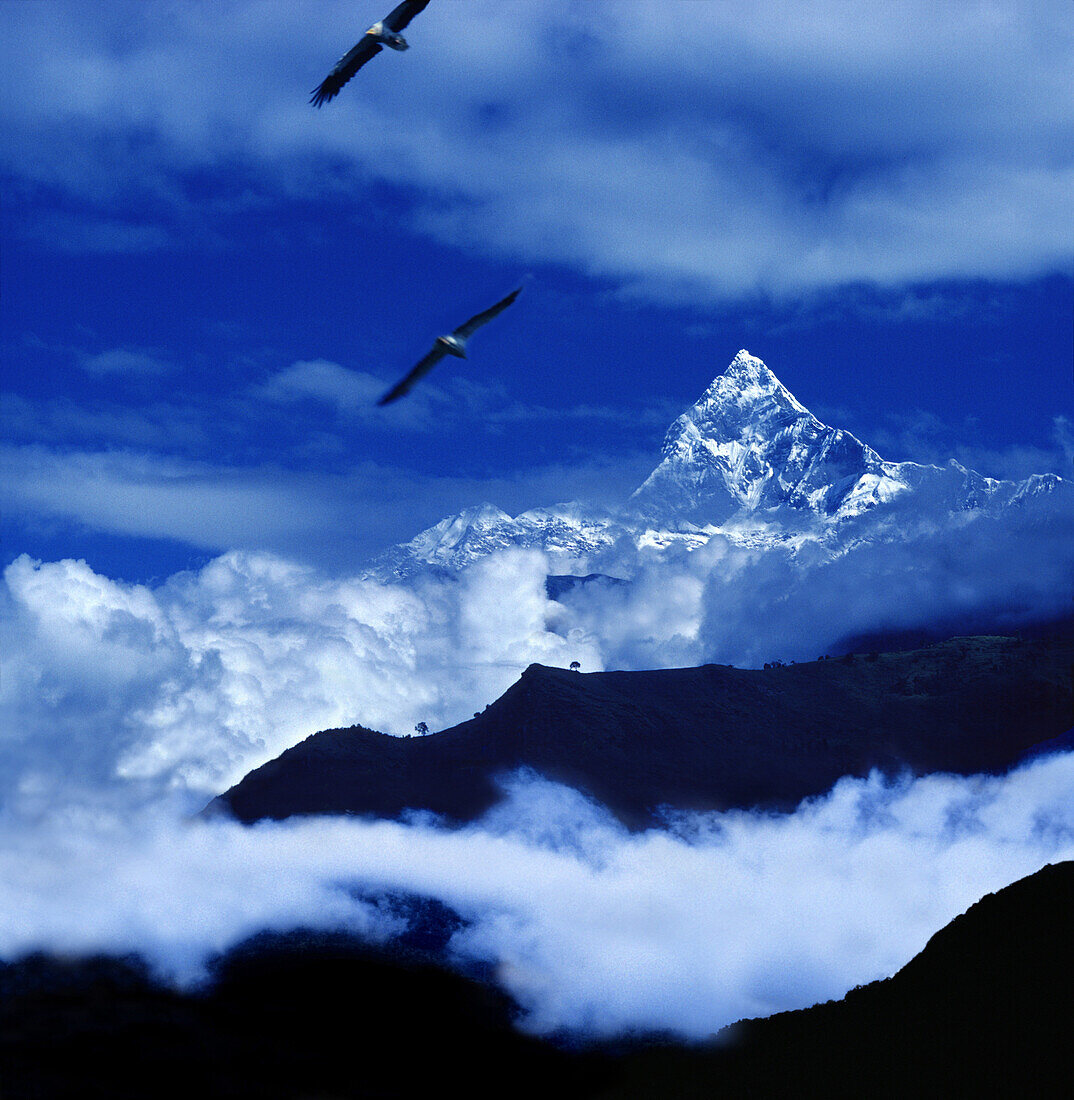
2, 0, 1071, 581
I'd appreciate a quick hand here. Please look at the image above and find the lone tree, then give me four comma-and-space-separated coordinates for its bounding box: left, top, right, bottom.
414, 721, 428, 736
569, 661, 581, 672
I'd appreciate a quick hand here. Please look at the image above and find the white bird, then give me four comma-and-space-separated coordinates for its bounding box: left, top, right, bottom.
311, 0, 431, 107
377, 286, 524, 406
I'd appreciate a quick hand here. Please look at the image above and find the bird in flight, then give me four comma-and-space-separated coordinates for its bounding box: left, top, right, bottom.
376, 286, 524, 406
311, 0, 432, 107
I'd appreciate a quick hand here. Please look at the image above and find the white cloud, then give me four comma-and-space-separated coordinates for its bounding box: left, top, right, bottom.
0, 548, 595, 809
558, 492, 1074, 670
1, 762, 1073, 1038
2, 0, 1071, 299
0, 446, 343, 555
3, 480, 1070, 814
255, 359, 388, 412
0, 440, 658, 567
80, 347, 173, 376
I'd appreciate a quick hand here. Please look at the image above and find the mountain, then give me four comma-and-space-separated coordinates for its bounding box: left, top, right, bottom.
209, 630, 1074, 828
629, 348, 908, 526
367, 350, 1068, 580
610, 859, 1074, 1097
0, 930, 610, 1100
5, 861, 1073, 1097
371, 500, 627, 580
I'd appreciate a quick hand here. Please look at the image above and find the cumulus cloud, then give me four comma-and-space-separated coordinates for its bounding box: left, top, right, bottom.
2, 0, 1071, 299
2, 761, 1074, 1038
0, 548, 596, 811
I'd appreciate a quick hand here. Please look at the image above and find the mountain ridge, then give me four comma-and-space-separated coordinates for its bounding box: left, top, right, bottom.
209, 629, 1074, 828
367, 350, 1069, 581
609, 859, 1074, 1096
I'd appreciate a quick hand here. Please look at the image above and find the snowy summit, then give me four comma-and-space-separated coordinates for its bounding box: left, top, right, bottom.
369, 351, 1069, 580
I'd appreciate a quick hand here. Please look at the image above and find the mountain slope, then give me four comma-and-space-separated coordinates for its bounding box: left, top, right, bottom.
611, 859, 1074, 1097
210, 630, 1074, 827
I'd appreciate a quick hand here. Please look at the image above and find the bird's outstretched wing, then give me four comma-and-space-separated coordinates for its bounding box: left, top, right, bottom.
311, 38, 381, 106
452, 286, 523, 339
383, 0, 431, 33
376, 343, 449, 406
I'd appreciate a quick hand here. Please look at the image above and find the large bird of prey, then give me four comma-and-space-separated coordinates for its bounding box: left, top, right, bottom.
311, 1, 431, 106
376, 286, 524, 406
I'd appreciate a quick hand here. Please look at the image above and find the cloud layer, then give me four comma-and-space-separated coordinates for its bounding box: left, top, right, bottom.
3, 0, 1071, 298
2, 761, 1074, 1038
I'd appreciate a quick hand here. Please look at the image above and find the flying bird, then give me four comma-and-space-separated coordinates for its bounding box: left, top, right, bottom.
376, 286, 524, 406
311, 0, 432, 106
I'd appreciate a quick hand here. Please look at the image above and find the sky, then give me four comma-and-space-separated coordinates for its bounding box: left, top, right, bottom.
1, 0, 1073, 1042
1, 0, 1072, 580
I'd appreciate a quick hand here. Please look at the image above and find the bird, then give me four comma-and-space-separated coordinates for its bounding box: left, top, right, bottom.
376, 286, 524, 406
311, 1, 432, 106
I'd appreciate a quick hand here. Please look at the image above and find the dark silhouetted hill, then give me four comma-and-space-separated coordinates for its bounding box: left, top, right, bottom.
0, 930, 612, 1100
210, 631, 1074, 827
4, 862, 1074, 1098
609, 859, 1074, 1097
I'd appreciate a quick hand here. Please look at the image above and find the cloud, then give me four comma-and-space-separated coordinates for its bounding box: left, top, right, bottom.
1, 761, 1074, 1038
0, 439, 658, 568
80, 347, 173, 376
3, 0, 1071, 300
0, 548, 594, 810
0, 446, 343, 557
549, 487, 1074, 669
866, 409, 1074, 481
255, 359, 388, 412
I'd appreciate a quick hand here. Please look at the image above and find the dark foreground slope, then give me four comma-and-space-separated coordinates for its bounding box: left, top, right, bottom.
212, 632, 1074, 826
3, 862, 1073, 1099
610, 859, 1074, 1097
0, 931, 611, 1100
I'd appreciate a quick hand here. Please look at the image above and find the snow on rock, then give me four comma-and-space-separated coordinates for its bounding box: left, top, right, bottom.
367, 351, 1069, 580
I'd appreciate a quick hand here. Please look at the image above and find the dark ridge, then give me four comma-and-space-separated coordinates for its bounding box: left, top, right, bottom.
545, 573, 628, 601
834, 609, 1074, 659
209, 631, 1074, 828
608, 860, 1074, 1096
0, 931, 612, 1100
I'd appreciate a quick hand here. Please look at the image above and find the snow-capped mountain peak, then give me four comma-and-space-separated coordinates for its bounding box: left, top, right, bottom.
697, 349, 810, 422
367, 350, 1069, 580
628, 350, 899, 525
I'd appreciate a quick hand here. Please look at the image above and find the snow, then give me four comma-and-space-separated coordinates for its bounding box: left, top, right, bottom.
367, 352, 1069, 581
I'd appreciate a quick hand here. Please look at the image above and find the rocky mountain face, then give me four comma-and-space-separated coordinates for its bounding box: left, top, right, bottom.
368, 350, 1068, 580
629, 349, 907, 525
